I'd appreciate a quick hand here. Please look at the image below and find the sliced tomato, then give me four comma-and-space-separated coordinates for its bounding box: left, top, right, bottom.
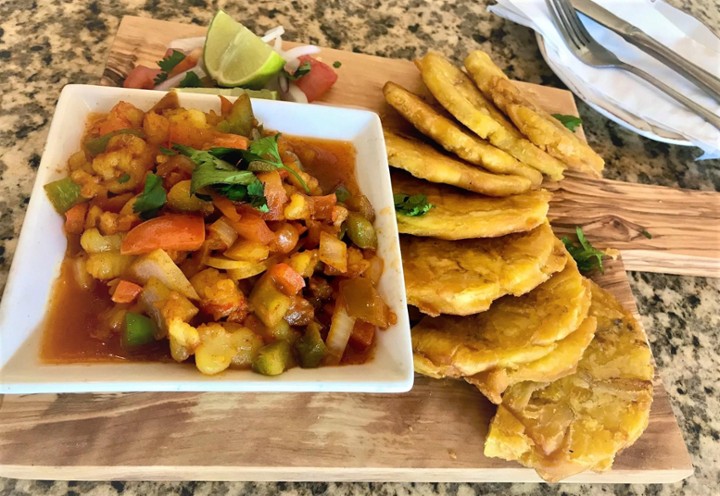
123, 65, 162, 89
294, 55, 338, 103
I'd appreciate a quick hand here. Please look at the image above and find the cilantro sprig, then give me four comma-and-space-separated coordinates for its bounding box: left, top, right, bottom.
178, 71, 202, 88
393, 193, 433, 217
561, 226, 608, 274
154, 50, 186, 85
552, 113, 582, 132
133, 173, 167, 219
243, 134, 310, 193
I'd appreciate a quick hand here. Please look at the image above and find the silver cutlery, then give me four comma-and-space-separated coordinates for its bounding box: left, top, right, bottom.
572, 0, 720, 102
545, 0, 720, 131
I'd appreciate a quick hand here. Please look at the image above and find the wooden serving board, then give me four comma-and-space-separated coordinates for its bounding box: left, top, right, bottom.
0, 16, 694, 483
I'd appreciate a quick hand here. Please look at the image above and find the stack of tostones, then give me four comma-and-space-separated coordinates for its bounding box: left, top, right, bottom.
382, 50, 653, 482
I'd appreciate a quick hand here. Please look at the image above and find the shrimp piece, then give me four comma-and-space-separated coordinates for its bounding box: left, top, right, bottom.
190, 268, 249, 322
93, 101, 145, 135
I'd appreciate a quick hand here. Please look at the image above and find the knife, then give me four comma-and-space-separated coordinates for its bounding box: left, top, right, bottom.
572, 0, 720, 102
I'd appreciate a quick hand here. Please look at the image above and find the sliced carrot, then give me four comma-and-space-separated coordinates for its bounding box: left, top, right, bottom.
111, 279, 144, 304
268, 263, 306, 296
64, 202, 88, 235
120, 214, 205, 255
212, 194, 242, 222
230, 206, 276, 245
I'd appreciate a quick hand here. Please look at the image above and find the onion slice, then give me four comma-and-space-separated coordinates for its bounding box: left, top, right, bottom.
283, 45, 321, 72
285, 82, 308, 104
154, 65, 207, 91
324, 302, 356, 365
168, 36, 206, 53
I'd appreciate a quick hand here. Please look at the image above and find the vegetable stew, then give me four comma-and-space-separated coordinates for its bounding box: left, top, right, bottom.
40, 91, 395, 376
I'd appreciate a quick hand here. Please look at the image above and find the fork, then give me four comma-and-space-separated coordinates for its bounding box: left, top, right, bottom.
545, 0, 720, 131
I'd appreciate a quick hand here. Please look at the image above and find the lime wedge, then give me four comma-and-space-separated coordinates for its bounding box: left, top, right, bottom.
175, 87, 278, 100
203, 10, 285, 89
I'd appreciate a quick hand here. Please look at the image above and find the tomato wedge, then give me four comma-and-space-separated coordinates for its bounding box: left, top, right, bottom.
123, 65, 162, 89
120, 214, 205, 255
294, 55, 338, 102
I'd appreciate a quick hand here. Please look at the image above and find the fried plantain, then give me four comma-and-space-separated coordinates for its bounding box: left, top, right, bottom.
392, 170, 550, 240
402, 222, 567, 316
464, 51, 604, 177
411, 260, 591, 379
416, 52, 566, 180
484, 282, 654, 482
466, 314, 597, 404
383, 81, 544, 185
384, 129, 532, 197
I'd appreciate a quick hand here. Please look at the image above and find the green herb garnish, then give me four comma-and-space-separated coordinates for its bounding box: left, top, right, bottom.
133, 173, 167, 219
178, 71, 202, 88
333, 61, 342, 68
561, 226, 608, 274
552, 114, 582, 132
393, 193, 433, 217
173, 144, 268, 212
84, 129, 144, 156
282, 61, 312, 81
242, 134, 309, 193
154, 50, 186, 84
118, 173, 131, 184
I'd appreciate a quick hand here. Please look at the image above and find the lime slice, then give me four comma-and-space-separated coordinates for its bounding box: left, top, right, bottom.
175, 87, 278, 100
203, 10, 285, 89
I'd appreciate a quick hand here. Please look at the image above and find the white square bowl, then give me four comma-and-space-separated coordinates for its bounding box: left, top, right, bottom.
0, 84, 413, 394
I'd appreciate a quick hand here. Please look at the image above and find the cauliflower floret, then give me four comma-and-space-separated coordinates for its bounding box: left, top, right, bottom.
91, 134, 153, 193
190, 268, 249, 322
193, 322, 263, 375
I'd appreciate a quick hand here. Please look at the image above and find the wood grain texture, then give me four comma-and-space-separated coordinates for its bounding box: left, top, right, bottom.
0, 15, 694, 483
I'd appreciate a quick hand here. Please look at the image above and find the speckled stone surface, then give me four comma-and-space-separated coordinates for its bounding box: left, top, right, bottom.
1, 0, 718, 495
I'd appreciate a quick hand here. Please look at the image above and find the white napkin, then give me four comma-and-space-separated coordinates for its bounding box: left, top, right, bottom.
488, 0, 720, 159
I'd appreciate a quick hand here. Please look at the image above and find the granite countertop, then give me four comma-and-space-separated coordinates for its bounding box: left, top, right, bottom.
0, 0, 718, 495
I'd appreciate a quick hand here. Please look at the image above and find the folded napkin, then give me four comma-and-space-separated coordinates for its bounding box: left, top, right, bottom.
489, 0, 720, 159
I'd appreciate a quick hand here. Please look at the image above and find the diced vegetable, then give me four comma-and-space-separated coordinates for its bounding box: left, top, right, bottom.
168, 319, 200, 361
252, 340, 292, 376
85, 129, 144, 156
324, 299, 356, 365
111, 279, 143, 304
268, 263, 306, 296
123, 312, 157, 348
294, 55, 339, 102
71, 256, 94, 290
272, 223, 300, 254
80, 228, 123, 253
249, 272, 292, 328
205, 255, 262, 270
288, 250, 318, 278
123, 65, 162, 89
141, 277, 198, 338
224, 239, 270, 262
167, 180, 209, 212
345, 212, 377, 249
64, 203, 88, 234
86, 252, 134, 280
130, 248, 199, 300
339, 277, 390, 328
227, 260, 270, 280
217, 93, 255, 136
319, 231, 347, 273
121, 214, 205, 255
44, 177, 83, 214
284, 193, 310, 220
349, 320, 376, 352
208, 217, 239, 249
227, 208, 275, 244
295, 323, 327, 368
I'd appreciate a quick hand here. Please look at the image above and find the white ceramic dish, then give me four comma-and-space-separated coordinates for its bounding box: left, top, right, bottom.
0, 84, 413, 394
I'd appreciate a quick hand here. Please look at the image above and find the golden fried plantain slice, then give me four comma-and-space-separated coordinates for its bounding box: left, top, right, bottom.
384, 130, 532, 197
416, 52, 566, 180
464, 51, 604, 177
484, 282, 654, 482
392, 170, 550, 240
402, 222, 567, 316
411, 261, 591, 379
383, 81, 543, 185
466, 315, 597, 404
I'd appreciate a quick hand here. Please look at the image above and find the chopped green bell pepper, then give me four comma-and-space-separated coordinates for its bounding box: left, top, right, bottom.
123, 312, 157, 348
44, 177, 82, 214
